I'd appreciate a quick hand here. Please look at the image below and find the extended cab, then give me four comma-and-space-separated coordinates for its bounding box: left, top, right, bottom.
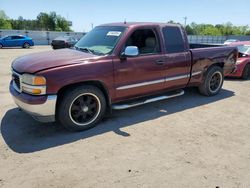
10, 22, 237, 131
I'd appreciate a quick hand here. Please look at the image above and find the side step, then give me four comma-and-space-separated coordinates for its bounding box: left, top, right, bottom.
112, 89, 185, 110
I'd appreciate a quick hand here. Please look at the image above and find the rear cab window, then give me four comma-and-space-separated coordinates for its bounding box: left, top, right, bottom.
162, 26, 186, 53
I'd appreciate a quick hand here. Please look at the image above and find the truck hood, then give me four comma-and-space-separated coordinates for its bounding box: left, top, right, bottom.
12, 49, 98, 73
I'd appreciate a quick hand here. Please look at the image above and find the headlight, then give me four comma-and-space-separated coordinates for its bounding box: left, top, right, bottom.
22, 74, 46, 85
21, 74, 46, 95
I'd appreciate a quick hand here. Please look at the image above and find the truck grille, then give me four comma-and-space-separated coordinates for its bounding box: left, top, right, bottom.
12, 72, 21, 92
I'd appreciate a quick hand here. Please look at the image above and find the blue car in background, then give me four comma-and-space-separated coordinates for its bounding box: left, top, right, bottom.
0, 35, 34, 48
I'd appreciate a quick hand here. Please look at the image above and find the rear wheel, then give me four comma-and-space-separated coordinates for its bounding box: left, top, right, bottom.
199, 66, 224, 96
242, 64, 250, 80
57, 85, 106, 131
23, 42, 30, 48
0, 43, 3, 48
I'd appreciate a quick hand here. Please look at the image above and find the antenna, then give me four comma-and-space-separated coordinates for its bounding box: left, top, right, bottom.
183, 16, 187, 27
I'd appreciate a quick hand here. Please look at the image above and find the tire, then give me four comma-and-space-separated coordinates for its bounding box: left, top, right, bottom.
242, 64, 250, 80
23, 42, 30, 48
198, 66, 224, 96
57, 85, 107, 131
0, 43, 3, 48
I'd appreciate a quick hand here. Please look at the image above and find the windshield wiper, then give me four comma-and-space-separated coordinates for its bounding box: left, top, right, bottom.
75, 46, 105, 56
76, 47, 94, 54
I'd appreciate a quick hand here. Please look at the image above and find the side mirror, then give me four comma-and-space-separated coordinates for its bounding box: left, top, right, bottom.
121, 46, 139, 58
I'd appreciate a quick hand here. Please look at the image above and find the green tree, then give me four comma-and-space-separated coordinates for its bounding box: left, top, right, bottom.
0, 18, 12, 29
185, 25, 194, 35
36, 12, 71, 31
0, 10, 9, 19
56, 15, 71, 31
0, 10, 12, 29
185, 22, 249, 36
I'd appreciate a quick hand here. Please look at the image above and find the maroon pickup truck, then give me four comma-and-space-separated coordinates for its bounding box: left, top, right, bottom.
10, 22, 237, 131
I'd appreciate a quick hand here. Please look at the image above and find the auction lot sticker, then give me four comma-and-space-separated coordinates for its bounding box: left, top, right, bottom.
107, 31, 121, 36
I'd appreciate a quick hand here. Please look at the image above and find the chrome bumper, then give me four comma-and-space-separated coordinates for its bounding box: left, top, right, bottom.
12, 95, 57, 122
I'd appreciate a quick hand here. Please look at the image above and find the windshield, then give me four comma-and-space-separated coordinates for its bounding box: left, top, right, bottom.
0, 35, 8, 40
75, 26, 126, 55
238, 45, 250, 55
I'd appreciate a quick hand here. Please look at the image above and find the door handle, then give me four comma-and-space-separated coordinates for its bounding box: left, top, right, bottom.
155, 59, 166, 65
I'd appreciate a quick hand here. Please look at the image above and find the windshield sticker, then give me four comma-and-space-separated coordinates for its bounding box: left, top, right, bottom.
107, 31, 121, 36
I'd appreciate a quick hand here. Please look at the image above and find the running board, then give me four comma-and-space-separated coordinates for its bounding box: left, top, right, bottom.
112, 89, 185, 110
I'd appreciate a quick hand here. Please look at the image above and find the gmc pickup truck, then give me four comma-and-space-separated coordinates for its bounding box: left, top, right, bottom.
10, 22, 237, 131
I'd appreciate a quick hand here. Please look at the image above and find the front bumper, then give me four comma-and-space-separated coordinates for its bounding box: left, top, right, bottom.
10, 82, 57, 122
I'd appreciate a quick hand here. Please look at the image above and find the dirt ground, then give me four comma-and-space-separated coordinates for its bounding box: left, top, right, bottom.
0, 46, 250, 188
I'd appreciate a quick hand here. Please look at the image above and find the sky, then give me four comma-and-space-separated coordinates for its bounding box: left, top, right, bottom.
0, 0, 250, 32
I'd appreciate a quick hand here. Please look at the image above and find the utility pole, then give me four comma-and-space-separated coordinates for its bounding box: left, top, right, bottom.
184, 17, 187, 27
91, 23, 94, 30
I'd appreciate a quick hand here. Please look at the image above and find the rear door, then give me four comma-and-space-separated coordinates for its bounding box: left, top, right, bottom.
113, 27, 166, 101
162, 26, 192, 90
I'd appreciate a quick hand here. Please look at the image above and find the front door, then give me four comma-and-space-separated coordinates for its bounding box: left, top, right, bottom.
3, 36, 14, 47
113, 28, 167, 101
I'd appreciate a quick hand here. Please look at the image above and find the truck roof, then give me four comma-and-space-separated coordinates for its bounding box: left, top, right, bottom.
99, 22, 181, 28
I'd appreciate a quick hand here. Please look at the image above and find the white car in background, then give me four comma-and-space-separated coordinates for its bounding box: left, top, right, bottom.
224, 39, 240, 45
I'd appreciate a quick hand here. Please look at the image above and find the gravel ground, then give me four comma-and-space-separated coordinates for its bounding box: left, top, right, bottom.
0, 46, 250, 188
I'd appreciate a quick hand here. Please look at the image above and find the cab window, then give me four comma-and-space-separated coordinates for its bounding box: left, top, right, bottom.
125, 29, 160, 55
162, 26, 185, 53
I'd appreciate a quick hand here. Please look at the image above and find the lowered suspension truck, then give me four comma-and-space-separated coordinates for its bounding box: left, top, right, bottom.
10, 22, 238, 131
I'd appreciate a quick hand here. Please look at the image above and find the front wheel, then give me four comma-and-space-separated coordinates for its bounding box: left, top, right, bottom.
57, 85, 106, 131
242, 64, 250, 80
0, 43, 3, 48
198, 66, 224, 96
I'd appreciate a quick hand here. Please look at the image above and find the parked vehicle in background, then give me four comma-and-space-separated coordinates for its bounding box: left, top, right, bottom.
10, 22, 237, 131
0, 35, 34, 48
224, 39, 240, 45
51, 36, 78, 49
226, 41, 250, 79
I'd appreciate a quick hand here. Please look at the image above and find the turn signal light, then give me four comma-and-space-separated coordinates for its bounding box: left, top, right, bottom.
22, 86, 42, 95
34, 76, 46, 85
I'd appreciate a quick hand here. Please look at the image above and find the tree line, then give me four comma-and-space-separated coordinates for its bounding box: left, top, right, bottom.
185, 22, 250, 36
0, 10, 71, 31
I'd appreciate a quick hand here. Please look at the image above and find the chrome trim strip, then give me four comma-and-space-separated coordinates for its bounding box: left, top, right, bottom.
112, 90, 185, 110
165, 74, 189, 82
12, 70, 22, 93
12, 70, 21, 77
192, 71, 202, 76
12, 81, 21, 93
116, 79, 165, 90
116, 74, 190, 90
116, 71, 203, 91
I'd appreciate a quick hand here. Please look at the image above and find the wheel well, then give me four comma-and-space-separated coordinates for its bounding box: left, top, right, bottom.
205, 62, 224, 74
57, 81, 111, 107
201, 62, 224, 81
212, 62, 224, 69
